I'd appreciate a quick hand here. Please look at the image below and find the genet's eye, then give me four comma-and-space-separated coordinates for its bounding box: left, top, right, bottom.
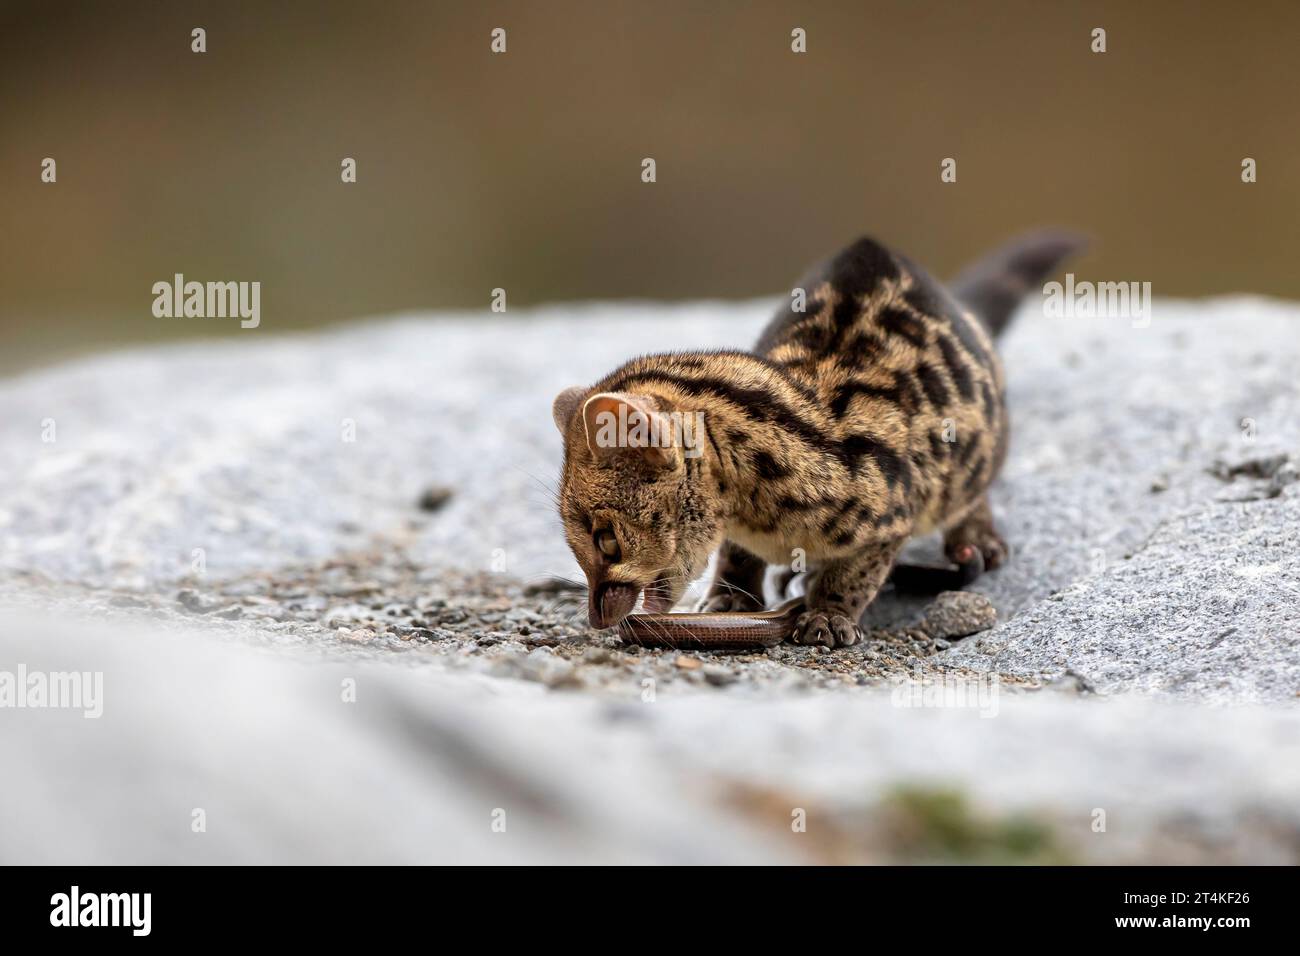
594, 528, 621, 561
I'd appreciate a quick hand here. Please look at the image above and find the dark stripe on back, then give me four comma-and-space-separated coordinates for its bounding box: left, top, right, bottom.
894, 371, 924, 413
946, 308, 994, 369
799, 295, 825, 317
935, 334, 976, 401
900, 260, 995, 369
915, 362, 951, 408
841, 433, 908, 488
963, 456, 988, 493
876, 304, 928, 347
827, 239, 901, 348
610, 372, 834, 457
840, 330, 888, 360
791, 320, 831, 353
957, 433, 980, 466
774, 494, 841, 512
829, 380, 905, 418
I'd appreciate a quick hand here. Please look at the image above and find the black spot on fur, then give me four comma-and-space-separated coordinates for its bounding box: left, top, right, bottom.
885, 503, 910, 523
820, 498, 859, 535
832, 527, 860, 546
752, 449, 790, 481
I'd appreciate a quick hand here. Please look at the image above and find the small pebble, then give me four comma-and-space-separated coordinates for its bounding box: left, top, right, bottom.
919, 591, 998, 641
702, 665, 737, 687
416, 485, 454, 512
176, 589, 210, 613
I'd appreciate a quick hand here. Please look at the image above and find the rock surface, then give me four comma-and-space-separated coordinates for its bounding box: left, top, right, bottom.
1, 296, 1299, 863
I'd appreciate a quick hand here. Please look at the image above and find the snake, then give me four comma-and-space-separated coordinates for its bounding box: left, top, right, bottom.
617, 552, 985, 651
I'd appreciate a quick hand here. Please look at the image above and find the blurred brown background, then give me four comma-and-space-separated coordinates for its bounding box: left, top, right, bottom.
2, 0, 1296, 372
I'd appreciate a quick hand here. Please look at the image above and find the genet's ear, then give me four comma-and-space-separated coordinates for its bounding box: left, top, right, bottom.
552, 386, 588, 434
581, 392, 675, 469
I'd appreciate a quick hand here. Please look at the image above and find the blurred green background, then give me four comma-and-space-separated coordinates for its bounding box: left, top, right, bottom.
2, 0, 1297, 372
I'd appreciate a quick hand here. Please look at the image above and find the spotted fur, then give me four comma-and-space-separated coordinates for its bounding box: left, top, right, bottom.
553, 231, 1084, 643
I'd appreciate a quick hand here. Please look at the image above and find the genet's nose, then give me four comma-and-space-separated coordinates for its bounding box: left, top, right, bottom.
589, 582, 640, 629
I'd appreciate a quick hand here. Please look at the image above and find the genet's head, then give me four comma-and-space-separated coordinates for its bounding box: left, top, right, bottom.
552, 386, 724, 628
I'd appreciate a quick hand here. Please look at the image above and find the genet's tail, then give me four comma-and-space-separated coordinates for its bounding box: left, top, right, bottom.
949, 229, 1088, 338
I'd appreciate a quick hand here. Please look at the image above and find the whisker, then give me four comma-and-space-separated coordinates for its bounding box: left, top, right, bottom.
704, 578, 765, 608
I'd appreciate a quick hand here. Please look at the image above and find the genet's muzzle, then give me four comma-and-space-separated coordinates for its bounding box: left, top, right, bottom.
589, 581, 640, 629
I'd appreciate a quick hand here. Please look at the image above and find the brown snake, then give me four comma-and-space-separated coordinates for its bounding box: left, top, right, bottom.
616, 553, 985, 651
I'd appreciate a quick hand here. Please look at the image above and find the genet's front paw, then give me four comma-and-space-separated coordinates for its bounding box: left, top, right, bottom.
790, 609, 862, 648
698, 591, 765, 613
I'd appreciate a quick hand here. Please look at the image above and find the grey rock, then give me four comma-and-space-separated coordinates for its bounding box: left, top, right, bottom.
919, 591, 998, 640
0, 606, 1296, 864
3, 297, 1300, 861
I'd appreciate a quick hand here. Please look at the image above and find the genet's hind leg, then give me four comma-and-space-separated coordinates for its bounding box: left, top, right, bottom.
700, 540, 768, 612
943, 496, 1008, 571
